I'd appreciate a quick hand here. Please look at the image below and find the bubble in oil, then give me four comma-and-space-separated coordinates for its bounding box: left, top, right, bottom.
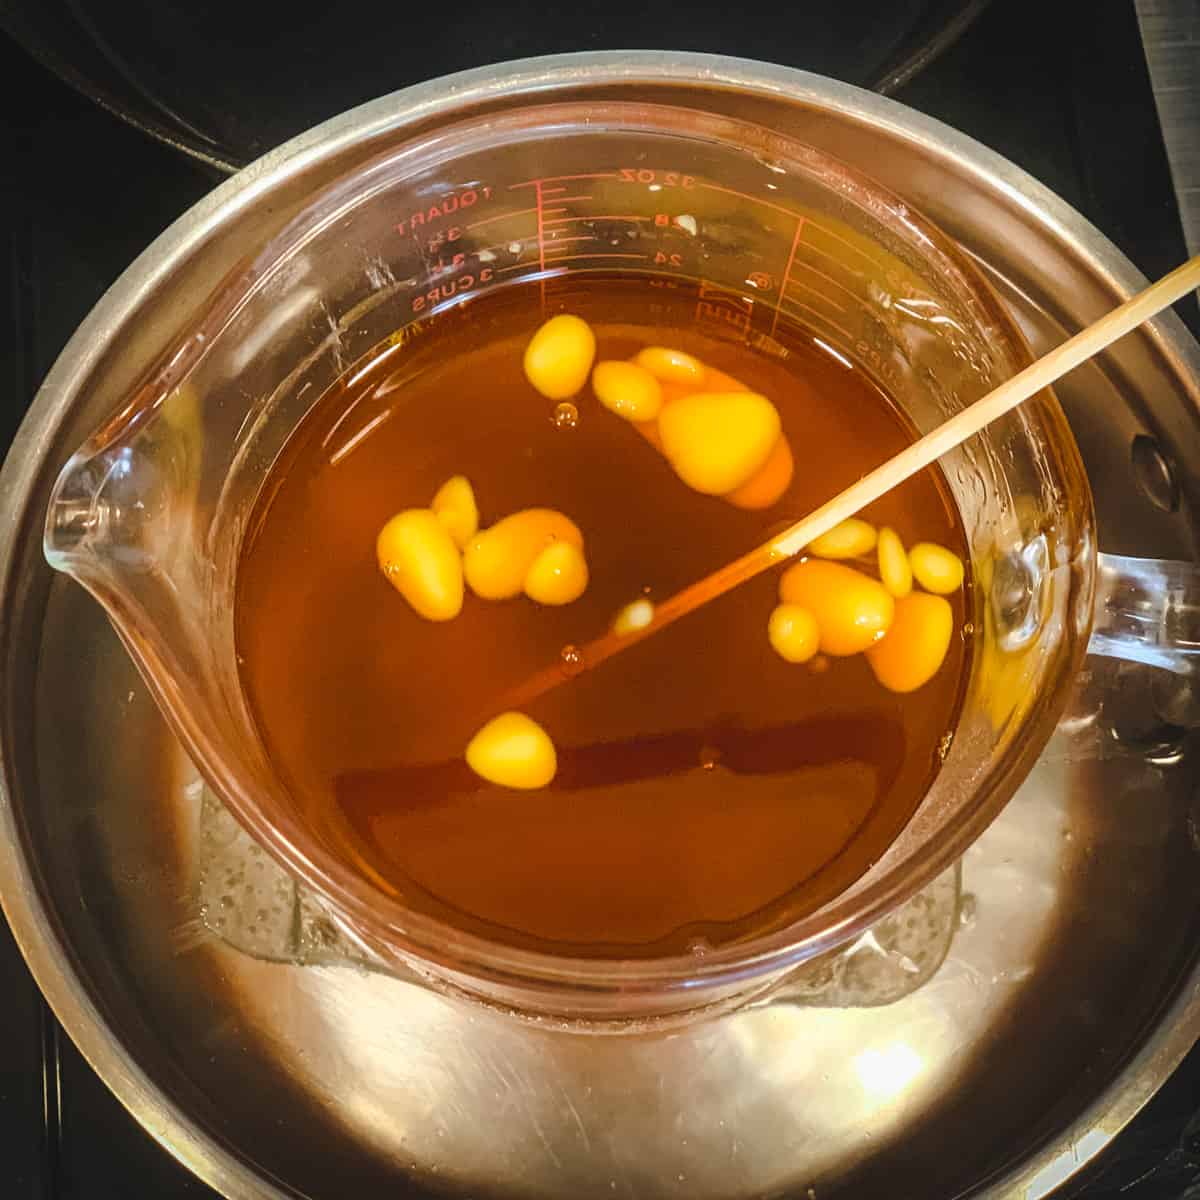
507, 241, 522, 255
613, 597, 654, 635
688, 938, 711, 957
552, 401, 579, 430
698, 746, 721, 771
958, 892, 978, 928
560, 644, 585, 677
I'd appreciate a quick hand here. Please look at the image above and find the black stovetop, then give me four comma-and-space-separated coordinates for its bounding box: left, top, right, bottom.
2, 1, 1198, 1195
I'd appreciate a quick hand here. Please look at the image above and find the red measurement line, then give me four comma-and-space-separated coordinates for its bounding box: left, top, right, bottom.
476, 240, 527, 256
789, 259, 862, 306
785, 273, 873, 320
541, 186, 568, 196
543, 213, 652, 226
541, 207, 567, 217
783, 276, 845, 312
542, 253, 649, 264
805, 219, 876, 266
787, 300, 854, 343
542, 194, 593, 204
466, 205, 538, 231
771, 217, 806, 339
535, 181, 547, 307
800, 238, 866, 280
695, 183, 876, 279
509, 173, 618, 189
697, 181, 806, 223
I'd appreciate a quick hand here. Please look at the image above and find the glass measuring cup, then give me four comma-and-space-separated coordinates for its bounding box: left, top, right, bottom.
42, 96, 1200, 1024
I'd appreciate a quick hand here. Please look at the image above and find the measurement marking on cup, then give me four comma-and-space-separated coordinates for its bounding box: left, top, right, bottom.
693, 181, 875, 297
771, 218, 806, 339
542, 214, 653, 226
697, 181, 807, 223
805, 220, 877, 267
787, 300, 854, 343
784, 277, 846, 312
536, 181, 547, 306
509, 173, 618, 188
466, 206, 538, 232
790, 260, 862, 307
542, 253, 650, 265
800, 239, 866, 280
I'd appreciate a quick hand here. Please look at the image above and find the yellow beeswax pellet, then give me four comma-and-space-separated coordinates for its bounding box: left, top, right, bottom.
725, 434, 794, 510
466, 712, 557, 789
523, 540, 589, 606
778, 559, 894, 656
768, 604, 820, 663
866, 592, 954, 693
808, 518, 877, 560
592, 360, 663, 422
431, 474, 478, 548
523, 314, 596, 400
630, 380, 691, 450
633, 346, 706, 385
658, 391, 782, 495
463, 508, 584, 600
376, 508, 464, 621
877, 526, 912, 598
909, 542, 965, 595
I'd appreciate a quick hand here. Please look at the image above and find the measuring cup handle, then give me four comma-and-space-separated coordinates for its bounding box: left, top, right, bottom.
1087, 552, 1200, 676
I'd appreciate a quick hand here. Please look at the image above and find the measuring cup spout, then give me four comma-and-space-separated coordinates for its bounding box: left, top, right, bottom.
43, 377, 213, 694
46, 383, 200, 571
44, 447, 118, 570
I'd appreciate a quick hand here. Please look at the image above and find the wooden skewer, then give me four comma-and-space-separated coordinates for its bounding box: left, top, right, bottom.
503, 255, 1200, 713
